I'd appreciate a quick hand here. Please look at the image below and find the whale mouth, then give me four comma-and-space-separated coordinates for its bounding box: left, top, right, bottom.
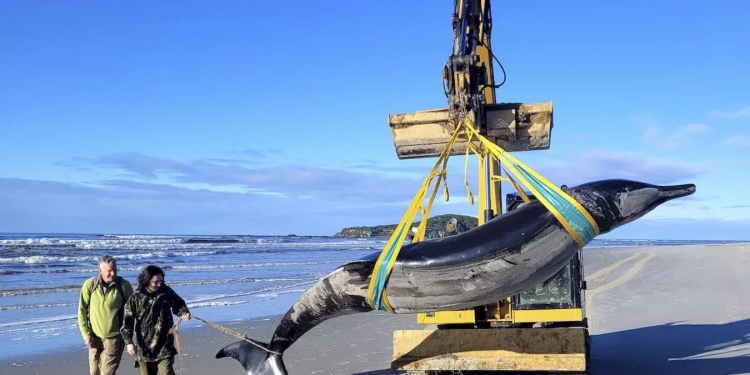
658, 183, 697, 200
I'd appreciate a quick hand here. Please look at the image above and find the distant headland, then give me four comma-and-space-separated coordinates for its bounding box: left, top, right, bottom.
334, 214, 479, 239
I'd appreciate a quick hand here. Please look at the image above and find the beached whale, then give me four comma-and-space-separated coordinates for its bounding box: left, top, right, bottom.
216, 178, 696, 375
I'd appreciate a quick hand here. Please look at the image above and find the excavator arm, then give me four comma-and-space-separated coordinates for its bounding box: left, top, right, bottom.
388, 0, 553, 164
444, 0, 505, 224
444, 0, 501, 130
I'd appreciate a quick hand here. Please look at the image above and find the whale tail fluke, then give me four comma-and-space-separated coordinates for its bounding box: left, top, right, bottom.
216, 340, 287, 375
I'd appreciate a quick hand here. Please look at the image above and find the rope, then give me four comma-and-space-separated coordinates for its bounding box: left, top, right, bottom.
169, 315, 281, 358
172, 318, 186, 374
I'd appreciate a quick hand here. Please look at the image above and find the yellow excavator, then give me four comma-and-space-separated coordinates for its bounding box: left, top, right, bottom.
385, 0, 590, 373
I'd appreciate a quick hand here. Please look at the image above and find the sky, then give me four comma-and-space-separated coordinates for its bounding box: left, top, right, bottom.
1, 1, 749, 240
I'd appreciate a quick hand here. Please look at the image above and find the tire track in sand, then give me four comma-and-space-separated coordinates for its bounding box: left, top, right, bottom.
585, 252, 640, 283
588, 251, 655, 297
586, 251, 656, 332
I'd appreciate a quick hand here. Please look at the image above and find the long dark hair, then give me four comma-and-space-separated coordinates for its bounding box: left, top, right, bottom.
137, 265, 165, 293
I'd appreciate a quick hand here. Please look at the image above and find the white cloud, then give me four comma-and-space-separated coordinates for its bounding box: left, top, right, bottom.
636, 116, 711, 151
724, 136, 750, 148
0, 175, 741, 240
525, 149, 709, 187
19, 147, 711, 236
709, 107, 750, 119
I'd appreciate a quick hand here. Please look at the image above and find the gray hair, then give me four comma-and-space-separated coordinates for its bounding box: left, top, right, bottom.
98, 255, 117, 265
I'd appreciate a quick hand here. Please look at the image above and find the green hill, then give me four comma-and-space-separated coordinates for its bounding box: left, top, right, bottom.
334, 214, 479, 238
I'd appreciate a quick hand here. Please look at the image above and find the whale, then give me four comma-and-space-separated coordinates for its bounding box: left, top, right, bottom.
216, 178, 696, 375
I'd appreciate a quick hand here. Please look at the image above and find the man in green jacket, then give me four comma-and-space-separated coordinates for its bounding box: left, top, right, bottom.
78, 255, 134, 375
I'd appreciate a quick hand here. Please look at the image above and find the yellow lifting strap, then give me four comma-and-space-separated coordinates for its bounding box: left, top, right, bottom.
461, 122, 600, 246
366, 123, 464, 313
366, 118, 600, 312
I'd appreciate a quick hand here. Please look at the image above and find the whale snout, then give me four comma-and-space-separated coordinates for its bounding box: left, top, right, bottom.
581, 179, 698, 234
658, 183, 696, 200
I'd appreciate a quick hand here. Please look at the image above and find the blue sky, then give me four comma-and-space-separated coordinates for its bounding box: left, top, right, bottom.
1, 1, 748, 240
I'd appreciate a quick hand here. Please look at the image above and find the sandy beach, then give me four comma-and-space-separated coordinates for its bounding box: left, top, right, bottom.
3, 243, 750, 375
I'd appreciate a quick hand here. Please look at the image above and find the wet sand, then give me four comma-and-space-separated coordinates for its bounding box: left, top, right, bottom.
3, 243, 750, 375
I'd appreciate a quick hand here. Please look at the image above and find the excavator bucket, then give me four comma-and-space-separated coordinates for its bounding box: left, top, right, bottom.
387, 101, 554, 159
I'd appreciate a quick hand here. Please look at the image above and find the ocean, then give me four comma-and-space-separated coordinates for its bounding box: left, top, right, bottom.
0, 233, 741, 360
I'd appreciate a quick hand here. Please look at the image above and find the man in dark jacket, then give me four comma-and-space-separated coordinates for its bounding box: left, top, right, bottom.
120, 265, 191, 375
